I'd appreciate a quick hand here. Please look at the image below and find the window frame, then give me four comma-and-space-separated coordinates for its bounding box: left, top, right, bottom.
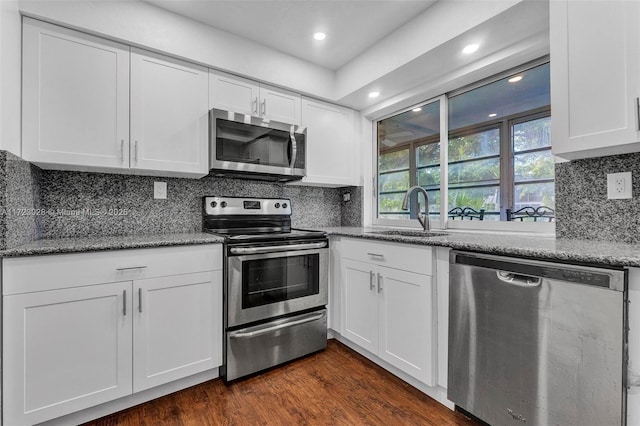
372, 61, 554, 234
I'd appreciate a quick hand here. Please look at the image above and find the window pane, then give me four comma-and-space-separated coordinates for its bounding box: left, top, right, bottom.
379, 171, 410, 192
379, 149, 409, 173
448, 158, 500, 186
514, 182, 555, 210
448, 186, 500, 220
449, 63, 550, 131
377, 99, 440, 221
514, 150, 554, 182
417, 166, 440, 187
427, 189, 440, 215
379, 193, 408, 214
448, 128, 500, 162
417, 142, 440, 167
513, 116, 551, 152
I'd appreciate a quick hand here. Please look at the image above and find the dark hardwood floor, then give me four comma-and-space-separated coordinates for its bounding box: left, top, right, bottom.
82, 340, 479, 426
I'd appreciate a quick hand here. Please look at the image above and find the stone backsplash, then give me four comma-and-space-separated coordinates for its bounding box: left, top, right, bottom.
555, 152, 640, 243
0, 151, 363, 248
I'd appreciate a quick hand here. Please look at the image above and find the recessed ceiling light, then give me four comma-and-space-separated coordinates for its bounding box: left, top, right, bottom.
313, 32, 326, 41
508, 75, 523, 83
412, 107, 422, 112
489, 113, 497, 117
462, 44, 479, 54
369, 91, 380, 98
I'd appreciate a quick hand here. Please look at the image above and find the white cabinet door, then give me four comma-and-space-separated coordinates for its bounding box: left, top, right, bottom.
133, 271, 222, 392
260, 84, 301, 124
377, 267, 436, 386
3, 282, 133, 426
209, 70, 260, 115
130, 49, 209, 177
341, 258, 379, 354
22, 18, 130, 169
550, 0, 640, 160
300, 98, 357, 187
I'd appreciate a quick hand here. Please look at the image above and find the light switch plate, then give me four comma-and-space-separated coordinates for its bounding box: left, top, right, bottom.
154, 181, 167, 199
607, 172, 632, 199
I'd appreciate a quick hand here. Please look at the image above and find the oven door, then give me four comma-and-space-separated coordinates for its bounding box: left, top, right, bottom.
227, 244, 328, 327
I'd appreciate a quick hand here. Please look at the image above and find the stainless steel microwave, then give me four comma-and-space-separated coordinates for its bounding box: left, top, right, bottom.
209, 108, 307, 181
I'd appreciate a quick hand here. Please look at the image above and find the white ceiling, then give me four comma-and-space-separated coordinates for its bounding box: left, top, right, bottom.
144, 0, 437, 70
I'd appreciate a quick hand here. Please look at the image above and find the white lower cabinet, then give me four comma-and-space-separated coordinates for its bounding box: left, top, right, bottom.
339, 239, 436, 386
3, 245, 223, 426
133, 271, 222, 392
4, 282, 133, 426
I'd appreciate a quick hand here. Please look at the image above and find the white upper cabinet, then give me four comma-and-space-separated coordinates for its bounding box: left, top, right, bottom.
209, 70, 301, 124
209, 70, 260, 116
22, 19, 209, 178
22, 18, 130, 169
130, 49, 209, 176
259, 84, 301, 124
550, 0, 640, 160
299, 98, 358, 187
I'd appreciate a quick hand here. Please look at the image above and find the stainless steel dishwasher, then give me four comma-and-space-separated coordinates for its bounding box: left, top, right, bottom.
448, 251, 628, 426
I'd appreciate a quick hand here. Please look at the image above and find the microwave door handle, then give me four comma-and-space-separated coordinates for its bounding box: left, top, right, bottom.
289, 126, 297, 169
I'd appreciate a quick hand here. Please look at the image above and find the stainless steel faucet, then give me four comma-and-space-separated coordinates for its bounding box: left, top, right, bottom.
402, 186, 430, 231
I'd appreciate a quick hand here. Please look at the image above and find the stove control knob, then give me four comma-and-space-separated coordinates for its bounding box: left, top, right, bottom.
210, 201, 217, 208
282, 203, 288, 209
221, 201, 227, 208
274, 203, 280, 208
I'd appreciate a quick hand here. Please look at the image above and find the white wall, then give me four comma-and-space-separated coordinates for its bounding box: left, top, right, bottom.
1, 0, 22, 155
18, 0, 337, 100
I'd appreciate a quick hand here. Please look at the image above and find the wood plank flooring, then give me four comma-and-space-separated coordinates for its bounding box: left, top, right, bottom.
82, 340, 479, 426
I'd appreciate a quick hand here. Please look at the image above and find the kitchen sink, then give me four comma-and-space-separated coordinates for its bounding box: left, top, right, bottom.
365, 230, 449, 238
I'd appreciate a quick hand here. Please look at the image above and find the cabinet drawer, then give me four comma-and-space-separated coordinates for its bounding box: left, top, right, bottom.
3, 244, 222, 295
340, 238, 432, 276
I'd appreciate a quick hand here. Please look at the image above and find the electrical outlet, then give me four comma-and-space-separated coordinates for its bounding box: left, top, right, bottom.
343, 192, 351, 202
154, 181, 167, 199
607, 172, 632, 199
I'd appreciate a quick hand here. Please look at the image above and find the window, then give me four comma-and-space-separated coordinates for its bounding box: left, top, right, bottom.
375, 61, 552, 226
377, 100, 440, 220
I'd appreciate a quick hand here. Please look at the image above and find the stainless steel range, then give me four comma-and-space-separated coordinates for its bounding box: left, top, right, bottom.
203, 196, 328, 381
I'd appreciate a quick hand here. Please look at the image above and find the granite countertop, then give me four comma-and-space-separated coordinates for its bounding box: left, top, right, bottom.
0, 232, 225, 257
4, 226, 640, 268
318, 226, 640, 268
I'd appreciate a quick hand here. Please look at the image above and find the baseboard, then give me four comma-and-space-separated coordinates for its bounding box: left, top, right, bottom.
332, 333, 453, 410
37, 368, 220, 426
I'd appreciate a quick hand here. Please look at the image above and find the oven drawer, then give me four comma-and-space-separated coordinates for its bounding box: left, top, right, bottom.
225, 309, 327, 381
340, 237, 433, 275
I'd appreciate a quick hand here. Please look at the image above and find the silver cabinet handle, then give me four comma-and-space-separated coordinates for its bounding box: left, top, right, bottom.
367, 253, 384, 259
133, 140, 138, 164
138, 288, 142, 313
377, 273, 382, 293
253, 97, 258, 115
369, 271, 375, 290
230, 311, 326, 339
116, 265, 147, 271
261, 99, 266, 116
120, 139, 124, 164
230, 241, 327, 255
636, 97, 639, 132
123, 290, 127, 316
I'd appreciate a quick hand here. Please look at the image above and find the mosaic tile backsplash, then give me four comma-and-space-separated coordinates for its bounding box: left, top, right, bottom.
555, 152, 640, 243
0, 151, 362, 246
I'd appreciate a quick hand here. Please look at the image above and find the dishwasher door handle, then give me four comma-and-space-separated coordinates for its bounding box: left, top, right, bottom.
496, 271, 542, 287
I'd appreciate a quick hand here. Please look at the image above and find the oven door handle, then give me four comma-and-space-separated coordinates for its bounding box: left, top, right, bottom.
229, 311, 326, 339
229, 241, 327, 255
